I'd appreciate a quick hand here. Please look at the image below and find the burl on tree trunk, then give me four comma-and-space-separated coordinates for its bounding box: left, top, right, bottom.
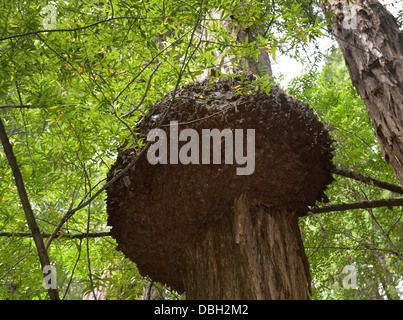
321, 0, 403, 185
106, 77, 334, 299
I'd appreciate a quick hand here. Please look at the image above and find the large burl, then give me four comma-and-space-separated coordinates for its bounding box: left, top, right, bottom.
106, 77, 334, 297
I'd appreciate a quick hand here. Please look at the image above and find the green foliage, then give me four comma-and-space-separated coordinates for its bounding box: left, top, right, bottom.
288, 46, 402, 300
0, 0, 401, 300
0, 0, 203, 300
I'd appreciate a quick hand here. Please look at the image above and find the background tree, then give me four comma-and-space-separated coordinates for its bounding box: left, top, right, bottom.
288, 46, 403, 299
0, 0, 401, 300
320, 0, 403, 185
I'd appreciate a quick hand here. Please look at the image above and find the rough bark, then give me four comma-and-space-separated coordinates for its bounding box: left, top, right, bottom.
196, 11, 272, 82
184, 195, 311, 300
107, 9, 332, 300
225, 16, 273, 78
320, 0, 403, 185
106, 79, 334, 298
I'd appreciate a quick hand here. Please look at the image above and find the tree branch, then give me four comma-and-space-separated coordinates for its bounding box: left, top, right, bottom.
45, 4, 206, 250
0, 116, 59, 300
366, 207, 403, 261
311, 216, 393, 254
0, 231, 111, 239
0, 105, 34, 109
332, 167, 403, 194
0, 16, 170, 42
121, 62, 162, 118
310, 198, 403, 214
308, 210, 403, 262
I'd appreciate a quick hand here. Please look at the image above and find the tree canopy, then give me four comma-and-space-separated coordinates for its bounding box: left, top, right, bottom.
0, 0, 402, 300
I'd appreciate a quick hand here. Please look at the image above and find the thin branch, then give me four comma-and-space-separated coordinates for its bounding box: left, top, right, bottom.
121, 62, 162, 118
310, 198, 403, 214
303, 246, 398, 253
0, 14, 226, 43
45, 2, 205, 250
63, 239, 83, 300
307, 211, 400, 258
109, 0, 114, 19
0, 231, 111, 239
112, 24, 195, 105
144, 280, 154, 300
366, 208, 403, 261
110, 97, 140, 144
0, 116, 59, 300
0, 248, 33, 282
307, 212, 326, 259
0, 105, 34, 109
262, 0, 276, 38
0, 16, 172, 42
36, 33, 89, 88
44, 139, 148, 248
83, 164, 96, 300
332, 167, 403, 194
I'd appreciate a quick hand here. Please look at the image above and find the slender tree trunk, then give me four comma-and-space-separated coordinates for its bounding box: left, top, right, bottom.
225, 16, 273, 78
374, 251, 394, 300
196, 11, 272, 82
0, 116, 59, 300
184, 196, 311, 300
320, 0, 403, 185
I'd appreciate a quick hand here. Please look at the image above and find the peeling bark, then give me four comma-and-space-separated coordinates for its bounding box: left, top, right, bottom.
226, 16, 273, 78
321, 0, 403, 185
184, 195, 311, 300
196, 11, 272, 82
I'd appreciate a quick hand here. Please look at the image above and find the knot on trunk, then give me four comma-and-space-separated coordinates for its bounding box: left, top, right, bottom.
106, 78, 334, 293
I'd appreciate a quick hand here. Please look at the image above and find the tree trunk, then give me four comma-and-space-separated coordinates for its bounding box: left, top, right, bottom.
320, 0, 403, 185
196, 11, 272, 82
107, 10, 334, 301
0, 116, 60, 300
184, 195, 311, 300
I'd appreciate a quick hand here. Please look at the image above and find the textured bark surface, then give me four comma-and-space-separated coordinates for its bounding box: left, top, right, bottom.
106, 78, 334, 295
196, 12, 272, 82
321, 0, 403, 185
184, 195, 311, 300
